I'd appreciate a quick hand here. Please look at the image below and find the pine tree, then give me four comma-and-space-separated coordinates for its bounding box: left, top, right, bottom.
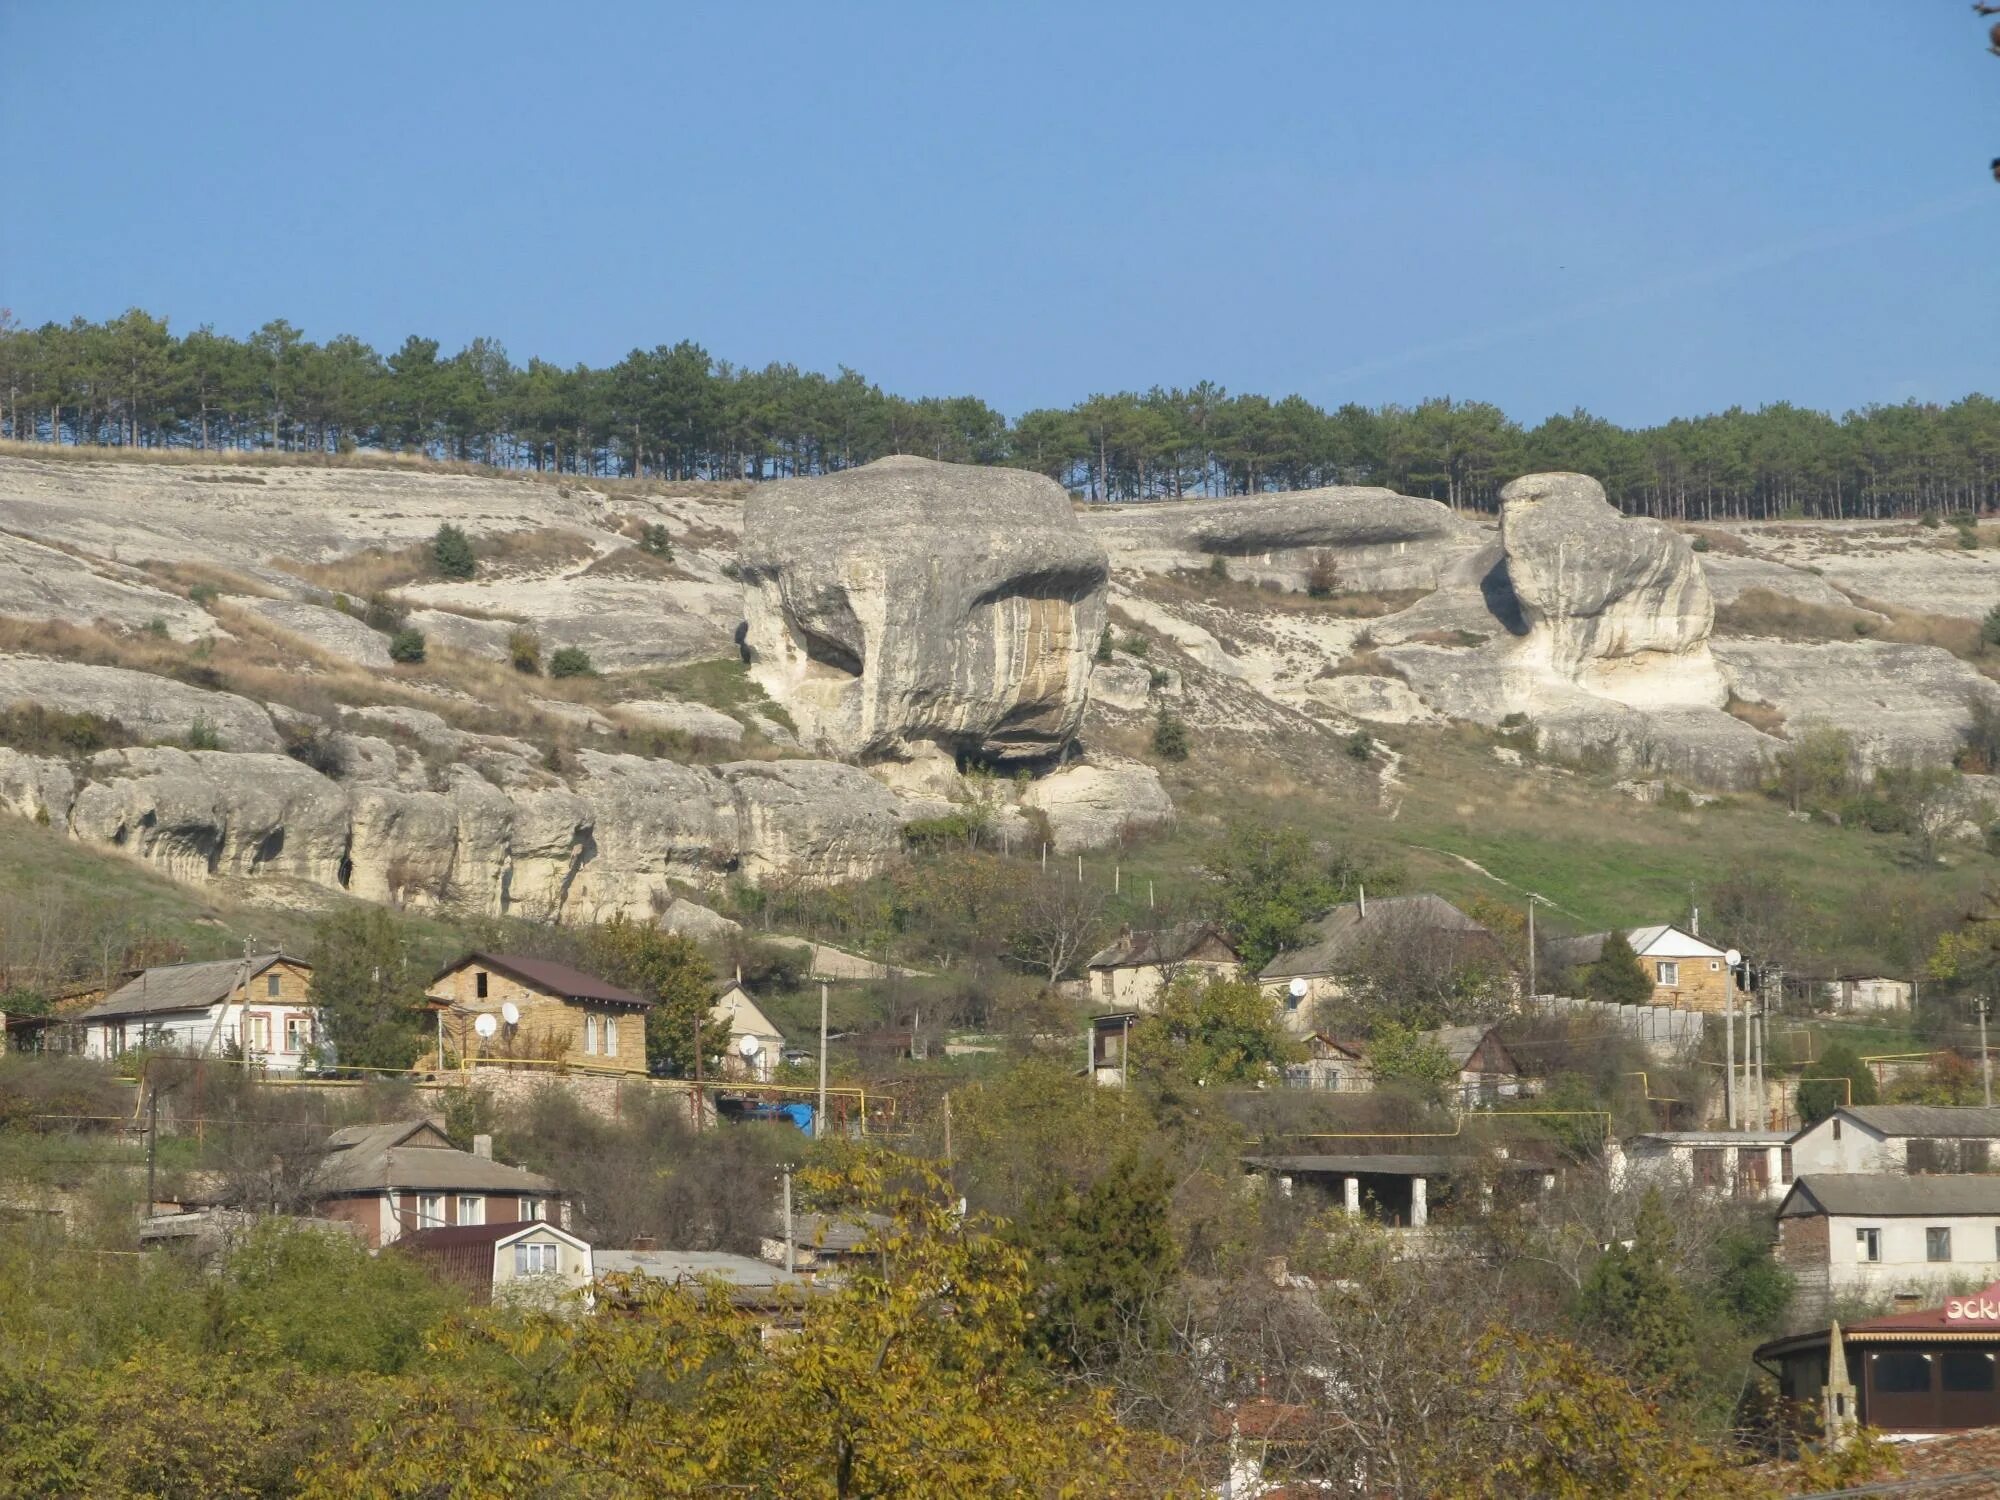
1031, 1152, 1178, 1370
1575, 1188, 1700, 1396
431, 523, 475, 580
1585, 930, 1654, 1005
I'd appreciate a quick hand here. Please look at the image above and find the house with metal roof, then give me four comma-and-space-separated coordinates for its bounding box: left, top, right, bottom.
1257, 894, 1507, 1034
315, 1119, 565, 1248
1612, 1129, 1795, 1203
425, 952, 652, 1075
73, 953, 318, 1071
1777, 1173, 2000, 1316
1084, 922, 1242, 1012
710, 979, 785, 1083
1789, 1105, 2000, 1178
394, 1219, 594, 1308
1546, 924, 1733, 1011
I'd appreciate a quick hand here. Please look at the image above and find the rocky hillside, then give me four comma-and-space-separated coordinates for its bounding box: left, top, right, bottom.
1, 448, 1997, 926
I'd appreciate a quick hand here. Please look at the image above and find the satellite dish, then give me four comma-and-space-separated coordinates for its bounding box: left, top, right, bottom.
1288, 978, 1309, 999
473, 1013, 499, 1038
738, 1033, 763, 1058
500, 1002, 521, 1026
1725, 949, 1743, 969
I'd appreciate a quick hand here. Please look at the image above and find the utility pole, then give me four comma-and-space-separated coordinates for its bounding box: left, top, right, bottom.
1724, 970, 1738, 1129
1526, 900, 1538, 1000
1980, 996, 1993, 1109
144, 1073, 160, 1218
943, 1091, 953, 1167
691, 1009, 704, 1130
815, 982, 829, 1139
780, 1163, 796, 1276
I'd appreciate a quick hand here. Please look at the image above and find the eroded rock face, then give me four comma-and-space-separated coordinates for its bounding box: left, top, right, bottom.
0, 655, 282, 751
1019, 758, 1173, 853
1497, 473, 1726, 709
741, 456, 1109, 763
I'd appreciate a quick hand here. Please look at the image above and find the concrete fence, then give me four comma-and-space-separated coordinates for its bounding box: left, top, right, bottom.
1525, 994, 1707, 1061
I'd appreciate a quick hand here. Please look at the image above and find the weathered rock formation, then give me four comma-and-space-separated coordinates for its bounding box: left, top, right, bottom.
741, 456, 1109, 764
1495, 472, 1726, 710
1020, 759, 1174, 853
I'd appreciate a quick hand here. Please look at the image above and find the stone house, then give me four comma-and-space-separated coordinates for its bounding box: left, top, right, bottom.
1777, 1174, 2000, 1317
426, 952, 652, 1075
395, 1220, 595, 1308
1612, 1129, 1795, 1203
1281, 1025, 1526, 1108
74, 953, 318, 1071
1549, 924, 1733, 1011
710, 979, 785, 1083
1789, 1105, 2000, 1178
1084, 923, 1242, 1012
1258, 894, 1507, 1034
315, 1120, 565, 1248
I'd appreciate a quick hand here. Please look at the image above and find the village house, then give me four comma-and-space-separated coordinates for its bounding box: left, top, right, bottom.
1548, 924, 1734, 1011
1816, 975, 1916, 1015
73, 953, 318, 1071
1258, 894, 1507, 1034
395, 1220, 595, 1308
1611, 1129, 1794, 1202
1776, 1174, 2000, 1316
1758, 1280, 2000, 1439
760, 1210, 892, 1280
315, 1120, 565, 1248
1790, 1105, 2000, 1177
709, 978, 785, 1084
1083, 922, 1242, 1011
1280, 1025, 1528, 1108
426, 952, 652, 1075
597, 1245, 812, 1327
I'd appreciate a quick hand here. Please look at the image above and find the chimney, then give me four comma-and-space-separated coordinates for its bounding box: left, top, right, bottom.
471, 1134, 492, 1160
1690, 907, 1700, 938
630, 1234, 658, 1252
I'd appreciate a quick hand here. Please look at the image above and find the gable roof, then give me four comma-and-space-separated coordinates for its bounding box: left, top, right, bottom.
1829, 1105, 2000, 1140
396, 1220, 589, 1253
710, 982, 785, 1043
1427, 1024, 1518, 1073
1087, 922, 1240, 971
1551, 925, 1726, 968
432, 952, 651, 1009
78, 953, 307, 1021
319, 1119, 558, 1196
1779, 1173, 2000, 1218
1258, 895, 1497, 981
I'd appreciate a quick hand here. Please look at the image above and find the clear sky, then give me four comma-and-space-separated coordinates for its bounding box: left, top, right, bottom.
3, 1, 1992, 426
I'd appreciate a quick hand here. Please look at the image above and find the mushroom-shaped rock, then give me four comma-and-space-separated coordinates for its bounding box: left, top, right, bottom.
740, 456, 1109, 762
1498, 472, 1726, 709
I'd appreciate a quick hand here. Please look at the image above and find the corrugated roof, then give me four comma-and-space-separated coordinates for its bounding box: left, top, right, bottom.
1258, 895, 1498, 981
396, 1221, 586, 1252
1087, 923, 1238, 972
771, 1211, 892, 1253
1780, 1174, 2000, 1218
319, 1120, 558, 1196
1243, 1153, 1542, 1177
596, 1249, 804, 1287
1548, 925, 1725, 968
434, 952, 651, 1009
78, 953, 305, 1021
1838, 1105, 2000, 1140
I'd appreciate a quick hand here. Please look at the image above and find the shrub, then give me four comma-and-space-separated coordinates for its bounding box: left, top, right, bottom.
1120, 635, 1149, 658
1207, 554, 1229, 580
1151, 709, 1190, 761
1690, 536, 1710, 553
362, 592, 407, 633
1344, 731, 1373, 762
280, 721, 347, 778
1095, 627, 1113, 664
1959, 522, 1981, 552
188, 582, 219, 606
144, 617, 169, 638
548, 646, 594, 679
637, 523, 674, 559
1147, 666, 1171, 689
0, 703, 129, 756
508, 629, 543, 675
1306, 550, 1340, 598
1921, 511, 1941, 529
187, 713, 222, 751
1981, 604, 2000, 651
431, 523, 476, 580
388, 628, 427, 664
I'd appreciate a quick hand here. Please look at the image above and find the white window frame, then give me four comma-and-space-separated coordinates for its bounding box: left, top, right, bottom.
1857, 1226, 1881, 1263
521, 1197, 544, 1222
417, 1193, 445, 1229
1656, 961, 1680, 987
604, 1012, 618, 1058
458, 1195, 484, 1226
284, 1014, 308, 1053
514, 1241, 558, 1275
249, 1013, 272, 1051
584, 1014, 599, 1055
1928, 1226, 1954, 1263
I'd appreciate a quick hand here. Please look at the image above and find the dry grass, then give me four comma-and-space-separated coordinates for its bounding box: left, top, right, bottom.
1840, 592, 1987, 660
1141, 569, 1425, 618
1713, 588, 1881, 642
1724, 693, 1788, 735
1680, 526, 1751, 556
135, 559, 278, 600
1320, 648, 1404, 680
1406, 628, 1488, 647
579, 547, 696, 582
279, 542, 433, 596
477, 528, 597, 574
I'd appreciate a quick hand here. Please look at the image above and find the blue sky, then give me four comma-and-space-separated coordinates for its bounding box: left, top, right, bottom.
3, 1, 1992, 425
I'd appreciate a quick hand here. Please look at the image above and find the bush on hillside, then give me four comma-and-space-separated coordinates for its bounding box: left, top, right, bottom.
431, 524, 476, 580
388, 628, 427, 664
548, 646, 594, 679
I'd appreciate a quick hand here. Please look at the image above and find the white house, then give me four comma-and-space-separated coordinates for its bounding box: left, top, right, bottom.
1084, 923, 1242, 1012
1790, 1106, 2000, 1178
1819, 976, 1915, 1015
396, 1219, 595, 1309
1548, 924, 1735, 1011
74, 953, 319, 1072
1777, 1174, 2000, 1315
710, 980, 785, 1083
1612, 1130, 1794, 1202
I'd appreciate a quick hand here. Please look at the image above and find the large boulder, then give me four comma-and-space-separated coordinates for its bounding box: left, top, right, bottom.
1019, 758, 1173, 853
0, 655, 282, 751
720, 760, 907, 885
1497, 473, 1726, 709
740, 456, 1109, 763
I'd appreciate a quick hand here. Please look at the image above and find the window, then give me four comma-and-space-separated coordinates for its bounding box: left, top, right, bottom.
417, 1194, 444, 1229
284, 1015, 307, 1052
475, 971, 489, 999
265, 972, 281, 998
1656, 961, 1680, 987
513, 1241, 559, 1275
458, 1195, 484, 1226
1872, 1351, 1933, 1395
1857, 1227, 1882, 1263
1833, 1119, 1843, 1141
584, 1014, 599, 1055
521, 1197, 544, 1222
1709, 960, 1720, 971
604, 1014, 618, 1058
1928, 1227, 1954, 1263
1781, 1148, 1794, 1183
249, 1014, 272, 1051
1944, 1350, 1997, 1393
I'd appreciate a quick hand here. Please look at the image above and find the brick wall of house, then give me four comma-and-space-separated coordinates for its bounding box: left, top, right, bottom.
1650, 956, 1735, 1014
428, 963, 648, 1074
